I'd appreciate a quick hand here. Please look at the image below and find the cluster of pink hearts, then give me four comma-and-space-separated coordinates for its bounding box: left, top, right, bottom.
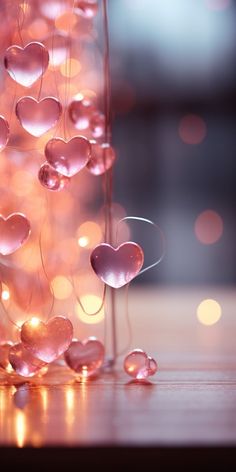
0, 221, 157, 381
0, 316, 157, 381
0, 41, 116, 191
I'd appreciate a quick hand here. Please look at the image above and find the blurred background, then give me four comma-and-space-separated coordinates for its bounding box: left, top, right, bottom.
108, 0, 236, 285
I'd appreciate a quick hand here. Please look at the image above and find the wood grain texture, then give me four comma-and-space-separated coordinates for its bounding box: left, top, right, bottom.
0, 287, 236, 447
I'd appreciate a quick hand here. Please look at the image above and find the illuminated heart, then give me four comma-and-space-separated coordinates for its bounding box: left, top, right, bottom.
0, 115, 10, 152
16, 96, 62, 137
90, 242, 144, 288
45, 136, 91, 177
0, 213, 31, 256
4, 41, 49, 87
64, 337, 104, 378
0, 342, 13, 371
9, 343, 47, 378
21, 316, 73, 363
124, 349, 158, 380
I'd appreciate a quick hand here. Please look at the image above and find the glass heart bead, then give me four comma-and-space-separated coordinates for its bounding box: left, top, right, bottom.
87, 141, 116, 175
64, 337, 105, 378
124, 349, 158, 380
38, 163, 70, 191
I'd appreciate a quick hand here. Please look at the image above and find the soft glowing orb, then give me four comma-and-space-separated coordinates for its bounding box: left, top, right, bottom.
77, 221, 102, 249
195, 210, 223, 244
1, 284, 10, 301
76, 294, 104, 323
60, 58, 81, 78
197, 299, 222, 325
179, 114, 207, 145
51, 276, 73, 300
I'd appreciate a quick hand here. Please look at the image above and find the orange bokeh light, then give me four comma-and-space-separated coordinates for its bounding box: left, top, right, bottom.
60, 58, 81, 78
77, 221, 102, 249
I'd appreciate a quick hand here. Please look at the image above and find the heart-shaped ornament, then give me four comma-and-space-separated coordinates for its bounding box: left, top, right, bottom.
21, 316, 73, 363
90, 242, 144, 288
0, 115, 10, 152
4, 41, 49, 87
0, 213, 31, 256
38, 162, 70, 191
64, 337, 104, 378
16, 96, 62, 137
9, 343, 47, 378
87, 141, 116, 176
124, 349, 157, 380
45, 136, 91, 177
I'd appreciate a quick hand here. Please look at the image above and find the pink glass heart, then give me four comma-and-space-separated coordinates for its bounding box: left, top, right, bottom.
87, 141, 116, 176
9, 343, 47, 377
90, 111, 105, 138
38, 162, 70, 191
75, 0, 98, 18
0, 213, 31, 256
4, 41, 49, 87
68, 96, 96, 130
45, 136, 91, 177
124, 349, 158, 380
16, 96, 62, 137
21, 316, 73, 363
64, 337, 104, 378
90, 242, 144, 288
0, 115, 10, 152
0, 342, 13, 371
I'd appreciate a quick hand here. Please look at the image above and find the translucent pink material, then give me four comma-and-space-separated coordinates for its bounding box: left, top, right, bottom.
0, 342, 13, 371
16, 96, 62, 137
9, 343, 47, 377
21, 316, 73, 363
64, 337, 104, 378
4, 42, 49, 87
75, 0, 98, 18
0, 213, 31, 256
0, 115, 9, 152
87, 142, 116, 175
45, 136, 91, 177
124, 349, 158, 380
38, 163, 70, 191
90, 111, 105, 138
69, 96, 96, 130
90, 242, 144, 289
45, 33, 70, 67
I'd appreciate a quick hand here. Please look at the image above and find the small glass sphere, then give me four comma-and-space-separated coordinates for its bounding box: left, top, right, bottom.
124, 349, 158, 380
68, 96, 95, 130
38, 163, 70, 191
87, 141, 116, 175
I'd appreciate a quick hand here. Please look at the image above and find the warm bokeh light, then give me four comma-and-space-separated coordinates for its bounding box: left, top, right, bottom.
51, 276, 73, 300
77, 221, 102, 249
60, 58, 81, 78
78, 236, 89, 248
28, 19, 49, 39
195, 210, 223, 244
197, 299, 222, 325
29, 317, 41, 327
76, 294, 104, 324
15, 410, 26, 448
55, 12, 78, 32
179, 114, 207, 145
1, 283, 10, 301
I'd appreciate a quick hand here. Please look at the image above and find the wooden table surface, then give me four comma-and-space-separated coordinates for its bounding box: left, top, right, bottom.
0, 287, 236, 466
